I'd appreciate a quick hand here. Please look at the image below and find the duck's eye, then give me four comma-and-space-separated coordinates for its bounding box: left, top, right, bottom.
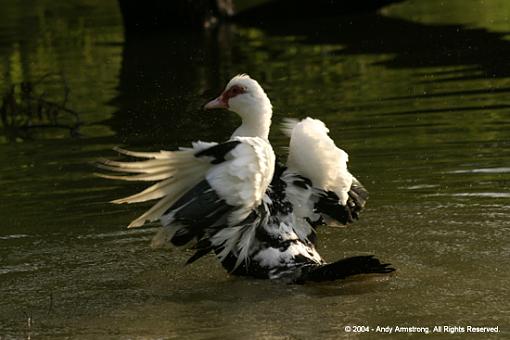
224, 85, 246, 100
223, 85, 246, 101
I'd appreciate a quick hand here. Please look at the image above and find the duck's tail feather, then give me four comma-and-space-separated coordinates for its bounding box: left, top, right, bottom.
300, 255, 395, 282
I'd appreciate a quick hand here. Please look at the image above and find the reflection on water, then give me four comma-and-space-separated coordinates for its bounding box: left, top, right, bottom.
0, 0, 123, 143
0, 0, 509, 338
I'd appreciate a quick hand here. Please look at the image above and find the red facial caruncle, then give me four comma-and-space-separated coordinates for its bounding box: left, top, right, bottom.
204, 85, 246, 110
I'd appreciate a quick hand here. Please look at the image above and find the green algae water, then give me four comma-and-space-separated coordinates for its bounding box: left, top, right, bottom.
0, 0, 509, 338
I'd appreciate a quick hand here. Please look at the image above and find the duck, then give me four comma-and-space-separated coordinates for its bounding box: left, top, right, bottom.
97, 74, 394, 283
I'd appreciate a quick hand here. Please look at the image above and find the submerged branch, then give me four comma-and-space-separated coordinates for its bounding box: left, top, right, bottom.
0, 74, 82, 141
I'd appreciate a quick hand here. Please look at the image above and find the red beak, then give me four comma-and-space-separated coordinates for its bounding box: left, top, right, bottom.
204, 96, 228, 110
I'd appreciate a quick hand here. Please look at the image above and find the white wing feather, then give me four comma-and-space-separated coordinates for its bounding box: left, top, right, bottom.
284, 117, 353, 205
96, 142, 216, 228
206, 136, 275, 225
98, 138, 275, 229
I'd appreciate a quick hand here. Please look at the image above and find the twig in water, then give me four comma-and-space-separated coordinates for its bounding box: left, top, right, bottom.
0, 73, 82, 141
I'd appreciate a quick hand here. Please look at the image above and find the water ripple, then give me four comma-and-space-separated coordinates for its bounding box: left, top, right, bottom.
0, 234, 30, 240
448, 167, 510, 174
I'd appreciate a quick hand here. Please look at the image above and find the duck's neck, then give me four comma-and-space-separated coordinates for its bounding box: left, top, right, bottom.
231, 101, 272, 140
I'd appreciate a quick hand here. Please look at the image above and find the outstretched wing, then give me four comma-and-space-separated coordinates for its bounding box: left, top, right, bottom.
96, 141, 219, 227
97, 137, 275, 261
281, 117, 369, 226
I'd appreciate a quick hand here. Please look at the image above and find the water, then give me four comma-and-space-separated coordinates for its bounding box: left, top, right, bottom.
1, 0, 509, 338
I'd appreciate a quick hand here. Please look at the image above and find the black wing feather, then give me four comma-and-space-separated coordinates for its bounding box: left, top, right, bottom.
162, 140, 243, 247
195, 140, 241, 164
165, 180, 235, 246
315, 178, 369, 225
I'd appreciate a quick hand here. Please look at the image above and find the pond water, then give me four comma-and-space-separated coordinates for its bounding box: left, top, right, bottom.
1, 0, 509, 338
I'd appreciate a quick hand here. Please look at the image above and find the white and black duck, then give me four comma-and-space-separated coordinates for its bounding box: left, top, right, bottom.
97, 74, 394, 283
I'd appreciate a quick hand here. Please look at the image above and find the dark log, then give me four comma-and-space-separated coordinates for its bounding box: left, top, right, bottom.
118, 0, 404, 32
235, 0, 405, 23
118, 0, 234, 32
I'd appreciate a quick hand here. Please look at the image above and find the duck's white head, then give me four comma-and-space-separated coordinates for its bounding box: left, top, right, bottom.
204, 74, 272, 139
